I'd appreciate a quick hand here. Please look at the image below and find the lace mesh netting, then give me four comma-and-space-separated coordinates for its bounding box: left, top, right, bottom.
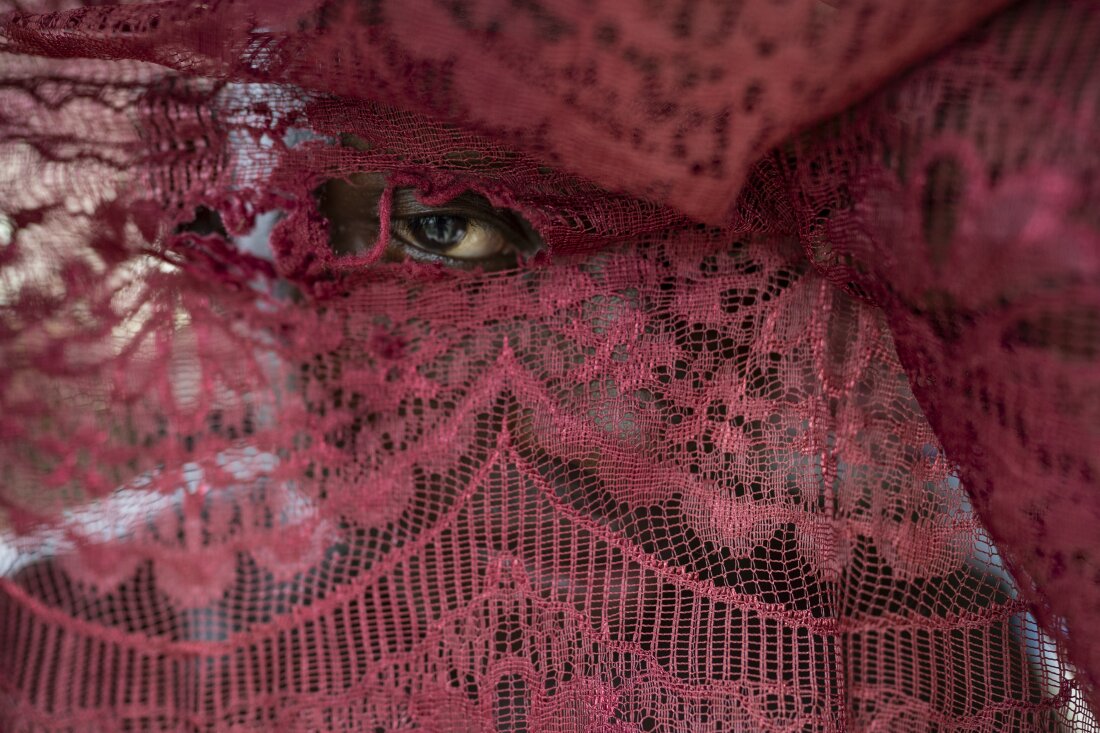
0, 1, 1098, 731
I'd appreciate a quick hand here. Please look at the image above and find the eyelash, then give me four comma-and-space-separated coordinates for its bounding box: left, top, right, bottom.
316, 178, 543, 270
388, 201, 534, 267
391, 192, 525, 238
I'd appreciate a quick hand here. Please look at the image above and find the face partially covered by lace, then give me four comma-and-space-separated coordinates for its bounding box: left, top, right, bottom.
1, 1, 1099, 731
0, 214, 1052, 730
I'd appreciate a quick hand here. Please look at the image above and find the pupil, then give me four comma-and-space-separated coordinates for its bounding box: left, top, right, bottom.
413, 215, 467, 249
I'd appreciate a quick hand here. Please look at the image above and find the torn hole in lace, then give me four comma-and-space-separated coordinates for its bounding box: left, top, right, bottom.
314, 173, 544, 272
174, 206, 280, 263
174, 206, 227, 238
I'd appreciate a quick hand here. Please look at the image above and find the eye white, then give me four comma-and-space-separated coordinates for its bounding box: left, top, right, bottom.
439, 220, 508, 259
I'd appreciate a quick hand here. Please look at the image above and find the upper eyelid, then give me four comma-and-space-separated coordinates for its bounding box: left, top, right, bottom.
389, 189, 542, 254
390, 189, 510, 224
316, 179, 543, 256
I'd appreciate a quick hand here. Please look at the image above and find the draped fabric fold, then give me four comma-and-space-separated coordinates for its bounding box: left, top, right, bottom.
1, 0, 1010, 223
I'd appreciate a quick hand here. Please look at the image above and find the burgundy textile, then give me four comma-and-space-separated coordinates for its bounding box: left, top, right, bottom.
0, 1, 1097, 730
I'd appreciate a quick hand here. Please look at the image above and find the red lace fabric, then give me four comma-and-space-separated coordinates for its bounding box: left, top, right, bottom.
0, 1, 1097, 731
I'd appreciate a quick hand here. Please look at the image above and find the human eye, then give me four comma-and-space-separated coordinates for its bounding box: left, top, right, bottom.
316, 175, 541, 270
388, 187, 537, 268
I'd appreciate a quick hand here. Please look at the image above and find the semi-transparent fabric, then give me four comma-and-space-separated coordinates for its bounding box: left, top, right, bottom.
0, 1, 1097, 731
